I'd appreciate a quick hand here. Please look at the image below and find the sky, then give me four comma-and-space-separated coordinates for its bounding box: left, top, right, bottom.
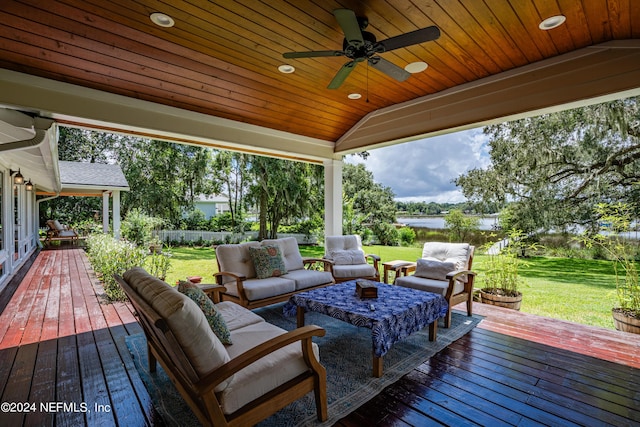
345, 127, 492, 204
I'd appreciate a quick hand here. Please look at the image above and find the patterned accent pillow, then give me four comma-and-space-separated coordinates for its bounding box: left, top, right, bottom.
177, 281, 232, 345
249, 245, 287, 279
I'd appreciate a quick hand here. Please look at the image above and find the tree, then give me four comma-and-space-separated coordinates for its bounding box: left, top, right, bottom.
343, 163, 397, 242
212, 152, 249, 231
456, 96, 640, 232
444, 209, 480, 242
247, 156, 323, 239
117, 139, 217, 226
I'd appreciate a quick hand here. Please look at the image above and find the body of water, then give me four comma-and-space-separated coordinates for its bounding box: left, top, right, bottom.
397, 216, 499, 231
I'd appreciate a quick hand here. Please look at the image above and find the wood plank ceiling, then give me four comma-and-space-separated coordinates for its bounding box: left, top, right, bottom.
0, 0, 638, 149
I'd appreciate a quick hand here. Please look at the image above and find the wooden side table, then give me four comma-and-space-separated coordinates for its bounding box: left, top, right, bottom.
382, 260, 415, 284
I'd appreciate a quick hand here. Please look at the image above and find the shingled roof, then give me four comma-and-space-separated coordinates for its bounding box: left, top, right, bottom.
58, 161, 129, 194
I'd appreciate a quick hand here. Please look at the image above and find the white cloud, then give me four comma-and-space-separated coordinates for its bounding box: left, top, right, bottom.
346, 128, 490, 203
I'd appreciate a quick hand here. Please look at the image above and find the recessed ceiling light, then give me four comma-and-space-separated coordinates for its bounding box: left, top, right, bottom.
348, 93, 362, 100
278, 64, 295, 74
150, 12, 175, 28
404, 61, 428, 73
539, 15, 566, 30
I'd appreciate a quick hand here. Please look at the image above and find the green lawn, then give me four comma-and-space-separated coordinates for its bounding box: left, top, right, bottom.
164, 245, 620, 330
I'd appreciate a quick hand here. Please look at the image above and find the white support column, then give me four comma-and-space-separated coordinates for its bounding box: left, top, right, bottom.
112, 190, 121, 239
102, 191, 110, 234
324, 158, 343, 239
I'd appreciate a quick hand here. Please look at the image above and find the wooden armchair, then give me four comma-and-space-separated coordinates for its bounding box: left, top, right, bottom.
116, 268, 328, 427
323, 235, 381, 282
394, 242, 476, 328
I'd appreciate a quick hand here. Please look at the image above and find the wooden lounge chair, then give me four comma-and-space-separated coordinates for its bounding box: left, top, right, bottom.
45, 220, 79, 245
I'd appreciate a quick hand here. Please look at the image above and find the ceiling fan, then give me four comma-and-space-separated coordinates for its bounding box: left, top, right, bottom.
283, 8, 440, 89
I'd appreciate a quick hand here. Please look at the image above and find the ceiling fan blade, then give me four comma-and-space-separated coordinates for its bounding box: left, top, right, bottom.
377, 26, 440, 52
327, 61, 358, 89
368, 57, 411, 82
283, 50, 344, 59
333, 9, 364, 47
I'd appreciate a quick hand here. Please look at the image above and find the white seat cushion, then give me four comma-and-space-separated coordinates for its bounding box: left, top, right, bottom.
332, 263, 376, 279
395, 275, 464, 296
282, 269, 334, 290
230, 277, 296, 301
215, 301, 265, 331
221, 321, 320, 415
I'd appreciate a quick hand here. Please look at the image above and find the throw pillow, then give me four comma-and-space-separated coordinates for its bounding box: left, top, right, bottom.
248, 245, 287, 279
177, 281, 232, 345
330, 249, 367, 265
414, 258, 457, 281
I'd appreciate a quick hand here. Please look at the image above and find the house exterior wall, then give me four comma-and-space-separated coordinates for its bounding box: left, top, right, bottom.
0, 166, 38, 293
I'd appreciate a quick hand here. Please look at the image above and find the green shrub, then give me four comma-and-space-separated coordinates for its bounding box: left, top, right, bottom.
398, 227, 416, 246
372, 222, 399, 246
121, 209, 165, 246
144, 249, 172, 281
86, 234, 146, 301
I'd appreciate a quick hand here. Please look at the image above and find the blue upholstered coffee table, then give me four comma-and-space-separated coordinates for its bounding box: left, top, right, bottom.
283, 280, 448, 377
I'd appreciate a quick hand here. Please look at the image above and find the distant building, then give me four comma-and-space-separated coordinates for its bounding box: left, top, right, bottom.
194, 194, 230, 219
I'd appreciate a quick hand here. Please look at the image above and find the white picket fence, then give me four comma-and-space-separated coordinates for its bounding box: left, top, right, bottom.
156, 230, 318, 245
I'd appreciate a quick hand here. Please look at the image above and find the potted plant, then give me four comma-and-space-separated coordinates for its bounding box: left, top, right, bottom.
579, 203, 640, 334
478, 229, 534, 310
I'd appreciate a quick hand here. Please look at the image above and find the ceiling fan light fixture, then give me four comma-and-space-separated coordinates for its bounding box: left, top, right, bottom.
539, 15, 566, 30
278, 64, 295, 74
404, 61, 428, 73
150, 12, 175, 28
348, 93, 362, 100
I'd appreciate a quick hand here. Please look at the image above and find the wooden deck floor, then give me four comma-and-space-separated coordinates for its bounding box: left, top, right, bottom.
1, 247, 639, 426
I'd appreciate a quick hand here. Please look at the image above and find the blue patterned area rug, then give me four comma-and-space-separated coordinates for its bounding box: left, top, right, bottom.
125, 304, 482, 427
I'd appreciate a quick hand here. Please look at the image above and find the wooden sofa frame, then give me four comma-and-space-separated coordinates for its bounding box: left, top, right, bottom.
213, 257, 335, 309
115, 275, 328, 427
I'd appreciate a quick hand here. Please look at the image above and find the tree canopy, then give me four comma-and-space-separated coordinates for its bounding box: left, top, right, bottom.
456, 96, 640, 232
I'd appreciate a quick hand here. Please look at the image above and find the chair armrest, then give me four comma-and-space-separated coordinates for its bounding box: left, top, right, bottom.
303, 257, 333, 271
444, 270, 477, 298
194, 325, 326, 395
213, 271, 248, 300
445, 270, 476, 281
400, 263, 417, 276
366, 254, 380, 270
213, 271, 247, 282
198, 284, 227, 302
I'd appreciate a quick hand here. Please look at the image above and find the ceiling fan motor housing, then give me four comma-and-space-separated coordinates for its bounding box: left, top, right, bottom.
343, 31, 382, 60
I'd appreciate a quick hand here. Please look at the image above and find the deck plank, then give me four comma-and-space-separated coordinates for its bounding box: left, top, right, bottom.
1, 247, 640, 427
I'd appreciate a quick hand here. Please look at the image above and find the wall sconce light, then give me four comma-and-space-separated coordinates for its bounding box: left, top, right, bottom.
25, 179, 33, 191
9, 168, 24, 185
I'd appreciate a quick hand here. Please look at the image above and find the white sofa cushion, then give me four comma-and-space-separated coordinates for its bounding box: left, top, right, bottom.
332, 263, 376, 279
225, 276, 296, 301
215, 301, 265, 331
395, 275, 465, 296
421, 242, 471, 282
216, 241, 261, 284
328, 249, 367, 265
282, 269, 334, 290
221, 321, 320, 415
261, 237, 305, 271
325, 234, 362, 253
